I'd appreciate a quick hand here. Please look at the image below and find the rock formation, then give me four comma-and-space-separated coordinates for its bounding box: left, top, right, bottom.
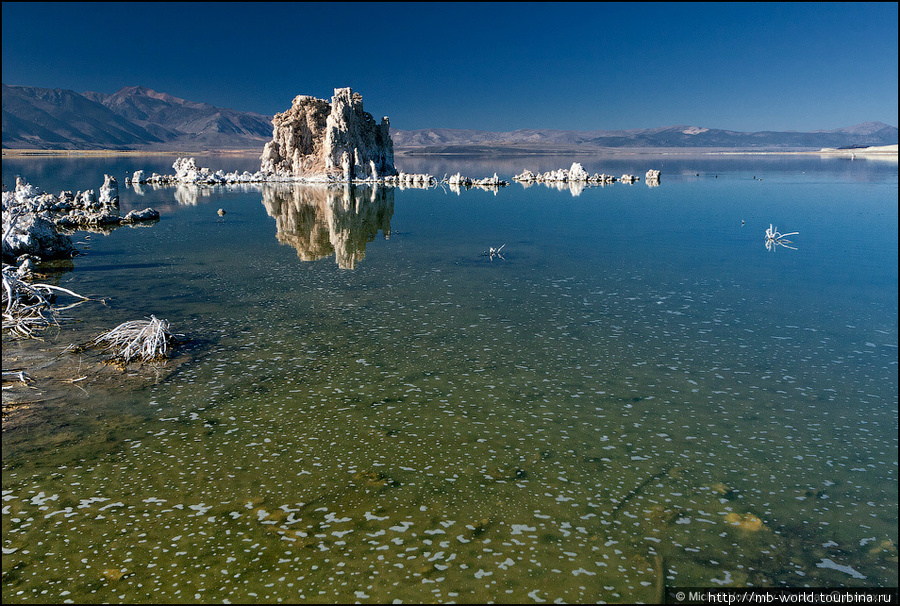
2, 177, 158, 263
514, 163, 619, 185
514, 163, 662, 187
260, 88, 397, 181
98, 174, 119, 206
447, 173, 508, 194
2, 209, 76, 263
126, 156, 439, 188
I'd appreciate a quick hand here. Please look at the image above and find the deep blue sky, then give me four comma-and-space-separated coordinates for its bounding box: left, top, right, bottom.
2, 2, 897, 132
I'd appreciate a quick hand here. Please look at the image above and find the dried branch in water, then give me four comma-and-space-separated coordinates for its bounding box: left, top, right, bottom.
765, 224, 799, 251
482, 244, 506, 261
2, 265, 91, 339
82, 316, 177, 364
2, 370, 35, 385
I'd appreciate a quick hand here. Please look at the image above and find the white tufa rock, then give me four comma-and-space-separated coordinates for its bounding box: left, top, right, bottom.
3, 182, 77, 261
2, 177, 160, 253
2, 211, 76, 261
260, 87, 397, 181
121, 208, 160, 223
98, 174, 119, 206
568, 162, 589, 182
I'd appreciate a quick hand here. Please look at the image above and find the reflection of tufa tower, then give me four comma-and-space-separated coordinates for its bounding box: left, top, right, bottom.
260, 88, 397, 181
261, 185, 394, 269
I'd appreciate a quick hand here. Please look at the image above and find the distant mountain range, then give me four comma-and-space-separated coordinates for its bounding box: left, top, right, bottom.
2, 84, 272, 150
391, 123, 899, 155
3, 83, 897, 153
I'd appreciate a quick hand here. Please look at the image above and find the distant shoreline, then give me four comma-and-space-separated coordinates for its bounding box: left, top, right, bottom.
395, 144, 899, 158
810, 144, 898, 156
1, 149, 264, 158
3, 145, 896, 159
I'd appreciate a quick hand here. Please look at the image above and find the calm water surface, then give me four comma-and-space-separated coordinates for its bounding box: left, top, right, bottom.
2, 153, 897, 603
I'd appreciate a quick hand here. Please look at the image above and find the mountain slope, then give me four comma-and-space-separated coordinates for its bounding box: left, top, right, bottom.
90, 86, 273, 147
3, 83, 896, 152
391, 123, 899, 153
3, 84, 273, 150
2, 84, 165, 149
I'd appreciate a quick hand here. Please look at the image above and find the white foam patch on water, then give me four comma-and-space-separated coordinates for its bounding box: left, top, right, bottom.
816, 559, 866, 579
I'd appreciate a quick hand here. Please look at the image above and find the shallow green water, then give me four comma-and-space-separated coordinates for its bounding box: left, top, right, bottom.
2, 155, 897, 603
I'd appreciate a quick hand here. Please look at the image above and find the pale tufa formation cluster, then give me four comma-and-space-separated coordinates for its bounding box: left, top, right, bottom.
514, 163, 662, 185
260, 87, 397, 181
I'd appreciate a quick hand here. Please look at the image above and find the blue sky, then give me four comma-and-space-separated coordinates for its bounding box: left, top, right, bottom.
2, 2, 897, 132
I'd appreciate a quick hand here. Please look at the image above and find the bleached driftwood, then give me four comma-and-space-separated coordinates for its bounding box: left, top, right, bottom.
2, 370, 35, 385
2, 265, 90, 339
483, 244, 506, 261
82, 316, 175, 364
765, 224, 799, 251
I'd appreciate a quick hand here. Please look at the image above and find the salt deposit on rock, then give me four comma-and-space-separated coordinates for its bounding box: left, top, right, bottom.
2, 210, 76, 262
514, 162, 617, 184
568, 163, 589, 182
514, 163, 661, 187
391, 173, 436, 188
127, 158, 268, 186
260, 87, 397, 181
3, 180, 74, 262
513, 169, 536, 182
121, 89, 501, 190
121, 208, 161, 223
98, 174, 119, 206
2, 177, 159, 262
447, 172, 508, 194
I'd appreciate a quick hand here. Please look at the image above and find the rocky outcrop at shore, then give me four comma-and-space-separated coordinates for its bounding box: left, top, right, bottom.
514, 162, 660, 186
260, 87, 397, 181
127, 158, 267, 186
447, 173, 508, 191
2, 177, 159, 264
113, 87, 511, 187
125, 157, 446, 191
2, 210, 76, 264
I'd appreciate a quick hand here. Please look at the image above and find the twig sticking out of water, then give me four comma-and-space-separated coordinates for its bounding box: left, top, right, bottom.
765, 224, 799, 251
2, 265, 91, 338
2, 370, 35, 385
482, 244, 506, 261
84, 316, 175, 364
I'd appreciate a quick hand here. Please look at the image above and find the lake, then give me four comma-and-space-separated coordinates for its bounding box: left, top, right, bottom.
2, 152, 897, 603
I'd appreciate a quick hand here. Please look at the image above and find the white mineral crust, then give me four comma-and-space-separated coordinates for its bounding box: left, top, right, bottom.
260, 87, 397, 181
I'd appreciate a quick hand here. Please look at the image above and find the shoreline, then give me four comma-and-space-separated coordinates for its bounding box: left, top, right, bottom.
396, 145, 899, 158
5, 145, 896, 159
1, 148, 264, 158
807, 144, 898, 157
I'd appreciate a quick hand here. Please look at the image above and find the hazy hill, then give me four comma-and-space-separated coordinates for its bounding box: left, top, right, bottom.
391, 123, 899, 154
84, 86, 273, 149
2, 84, 165, 149
3, 84, 272, 150
3, 83, 897, 153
